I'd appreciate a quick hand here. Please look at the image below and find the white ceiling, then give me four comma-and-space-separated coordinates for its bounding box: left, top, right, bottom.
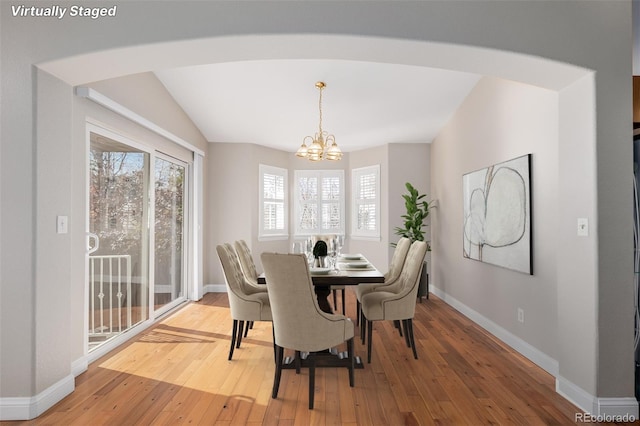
154, 59, 481, 153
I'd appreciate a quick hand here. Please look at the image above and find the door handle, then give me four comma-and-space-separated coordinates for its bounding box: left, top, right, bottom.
88, 232, 99, 254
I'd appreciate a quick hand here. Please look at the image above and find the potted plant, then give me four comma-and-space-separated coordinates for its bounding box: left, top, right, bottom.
393, 182, 431, 300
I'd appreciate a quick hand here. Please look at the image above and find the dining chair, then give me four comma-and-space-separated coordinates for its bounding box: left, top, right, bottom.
261, 252, 355, 409
312, 234, 345, 314
234, 240, 263, 288
216, 243, 272, 361
360, 240, 428, 363
354, 236, 411, 326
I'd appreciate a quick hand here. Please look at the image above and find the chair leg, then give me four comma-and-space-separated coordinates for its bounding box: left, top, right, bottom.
272, 344, 284, 399
367, 319, 373, 363
347, 337, 355, 387
408, 319, 418, 359
394, 320, 403, 337
341, 289, 346, 314
402, 319, 411, 348
295, 351, 302, 374
308, 354, 316, 409
272, 324, 276, 364
236, 320, 244, 348
356, 300, 360, 326
243, 321, 251, 338
360, 314, 366, 344
229, 320, 238, 360
333, 290, 338, 313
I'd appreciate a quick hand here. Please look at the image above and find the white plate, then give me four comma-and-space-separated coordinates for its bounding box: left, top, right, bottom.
310, 267, 332, 275
341, 254, 363, 260
347, 262, 370, 268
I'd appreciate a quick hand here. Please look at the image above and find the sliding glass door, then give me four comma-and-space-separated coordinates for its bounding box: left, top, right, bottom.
87, 127, 189, 352
88, 132, 150, 350
153, 155, 187, 315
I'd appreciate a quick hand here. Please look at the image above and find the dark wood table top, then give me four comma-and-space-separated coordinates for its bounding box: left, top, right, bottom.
257, 258, 385, 286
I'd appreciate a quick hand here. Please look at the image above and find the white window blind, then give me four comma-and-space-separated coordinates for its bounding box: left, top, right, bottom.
295, 170, 344, 236
352, 165, 380, 239
259, 164, 288, 240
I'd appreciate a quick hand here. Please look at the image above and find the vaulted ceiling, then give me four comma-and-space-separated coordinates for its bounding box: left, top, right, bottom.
154, 59, 482, 153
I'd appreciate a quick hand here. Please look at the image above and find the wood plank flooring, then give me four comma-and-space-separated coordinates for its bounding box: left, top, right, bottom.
7, 291, 620, 425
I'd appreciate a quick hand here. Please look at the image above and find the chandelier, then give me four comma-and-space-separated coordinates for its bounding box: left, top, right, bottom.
296, 81, 343, 161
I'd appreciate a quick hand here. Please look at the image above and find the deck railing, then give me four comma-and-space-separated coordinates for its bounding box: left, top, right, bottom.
88, 255, 132, 340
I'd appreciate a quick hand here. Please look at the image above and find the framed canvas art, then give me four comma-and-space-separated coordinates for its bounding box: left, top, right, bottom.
462, 154, 532, 274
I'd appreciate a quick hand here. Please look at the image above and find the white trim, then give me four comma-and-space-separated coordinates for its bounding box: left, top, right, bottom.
0, 374, 74, 421
350, 235, 382, 242
351, 164, 381, 239
430, 286, 558, 376
258, 234, 289, 242
192, 154, 204, 301
259, 164, 289, 239
432, 285, 639, 419
76, 87, 205, 157
204, 284, 227, 293
557, 377, 639, 419
293, 169, 345, 236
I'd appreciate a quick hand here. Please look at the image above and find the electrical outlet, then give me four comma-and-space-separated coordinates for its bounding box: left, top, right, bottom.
517, 308, 525, 324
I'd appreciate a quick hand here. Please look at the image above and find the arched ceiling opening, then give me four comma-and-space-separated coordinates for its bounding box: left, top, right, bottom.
38, 34, 590, 152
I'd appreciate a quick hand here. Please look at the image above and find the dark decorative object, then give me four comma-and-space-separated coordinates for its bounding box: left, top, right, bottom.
312, 240, 328, 267
394, 182, 431, 300
313, 240, 328, 258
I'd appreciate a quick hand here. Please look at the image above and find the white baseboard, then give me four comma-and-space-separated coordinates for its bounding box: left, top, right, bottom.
0, 374, 75, 421
430, 286, 558, 375
204, 284, 226, 293
557, 376, 639, 420
431, 286, 639, 419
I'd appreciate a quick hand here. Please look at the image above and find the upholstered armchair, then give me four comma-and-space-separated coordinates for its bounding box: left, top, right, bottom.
360, 240, 428, 363
234, 240, 266, 292
216, 243, 272, 361
261, 252, 355, 409
354, 237, 411, 325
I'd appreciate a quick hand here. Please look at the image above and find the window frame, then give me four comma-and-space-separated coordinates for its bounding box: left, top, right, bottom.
351, 164, 381, 241
258, 164, 288, 241
293, 169, 345, 237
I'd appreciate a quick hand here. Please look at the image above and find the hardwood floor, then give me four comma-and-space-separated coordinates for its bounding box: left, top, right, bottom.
7, 291, 620, 425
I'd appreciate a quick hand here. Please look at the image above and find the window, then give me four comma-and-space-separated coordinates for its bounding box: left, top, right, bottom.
352, 165, 380, 240
294, 170, 344, 236
259, 164, 288, 239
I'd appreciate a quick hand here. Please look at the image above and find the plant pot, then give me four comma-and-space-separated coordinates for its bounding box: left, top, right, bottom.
315, 256, 329, 268
417, 260, 429, 301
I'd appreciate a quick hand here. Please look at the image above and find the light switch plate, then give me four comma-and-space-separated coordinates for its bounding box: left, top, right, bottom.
577, 218, 588, 237
57, 215, 68, 234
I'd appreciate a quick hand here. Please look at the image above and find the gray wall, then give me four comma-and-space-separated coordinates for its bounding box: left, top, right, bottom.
432, 76, 560, 366
0, 0, 633, 417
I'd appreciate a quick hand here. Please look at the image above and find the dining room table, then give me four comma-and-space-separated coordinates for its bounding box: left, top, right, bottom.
257, 253, 385, 314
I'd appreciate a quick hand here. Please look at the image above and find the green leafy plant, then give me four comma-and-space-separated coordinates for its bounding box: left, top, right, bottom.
393, 182, 431, 246
312, 240, 328, 258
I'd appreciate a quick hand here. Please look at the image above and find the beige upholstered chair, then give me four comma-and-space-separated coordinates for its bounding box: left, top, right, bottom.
216, 243, 272, 361
354, 237, 411, 325
234, 240, 266, 291
311, 234, 345, 314
261, 252, 355, 409
234, 240, 268, 336
360, 240, 428, 363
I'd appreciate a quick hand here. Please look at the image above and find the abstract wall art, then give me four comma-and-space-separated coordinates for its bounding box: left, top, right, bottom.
463, 154, 532, 274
